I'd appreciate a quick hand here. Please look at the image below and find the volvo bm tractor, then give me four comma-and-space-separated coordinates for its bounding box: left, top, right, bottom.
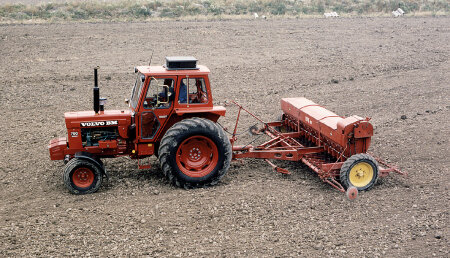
49, 57, 231, 194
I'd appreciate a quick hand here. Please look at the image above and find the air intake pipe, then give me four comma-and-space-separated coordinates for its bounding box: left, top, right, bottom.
93, 67, 100, 114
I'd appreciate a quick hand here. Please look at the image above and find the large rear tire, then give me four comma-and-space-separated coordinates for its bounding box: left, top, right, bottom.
340, 153, 378, 191
63, 158, 103, 194
158, 117, 232, 188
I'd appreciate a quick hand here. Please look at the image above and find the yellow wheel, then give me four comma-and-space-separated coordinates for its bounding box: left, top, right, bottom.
340, 154, 378, 191
349, 162, 374, 187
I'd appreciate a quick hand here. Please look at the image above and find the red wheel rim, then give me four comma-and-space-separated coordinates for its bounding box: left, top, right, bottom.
176, 135, 219, 178
72, 167, 95, 188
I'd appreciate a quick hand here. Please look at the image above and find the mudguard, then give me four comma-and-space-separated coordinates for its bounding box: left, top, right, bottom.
74, 152, 108, 179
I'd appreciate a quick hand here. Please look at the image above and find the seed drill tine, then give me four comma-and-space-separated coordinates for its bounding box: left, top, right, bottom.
265, 159, 290, 175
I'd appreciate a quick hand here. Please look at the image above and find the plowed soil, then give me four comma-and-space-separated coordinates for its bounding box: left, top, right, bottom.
1, 17, 449, 256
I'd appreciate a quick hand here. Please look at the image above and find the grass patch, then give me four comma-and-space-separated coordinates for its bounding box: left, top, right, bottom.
0, 0, 448, 23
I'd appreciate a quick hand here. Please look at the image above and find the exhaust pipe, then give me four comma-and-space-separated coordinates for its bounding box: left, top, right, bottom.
93, 66, 100, 114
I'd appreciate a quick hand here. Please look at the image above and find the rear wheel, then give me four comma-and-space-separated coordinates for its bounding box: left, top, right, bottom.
63, 158, 103, 194
340, 153, 378, 191
158, 117, 232, 188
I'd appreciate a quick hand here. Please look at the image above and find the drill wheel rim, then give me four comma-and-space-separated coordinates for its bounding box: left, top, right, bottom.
349, 162, 374, 188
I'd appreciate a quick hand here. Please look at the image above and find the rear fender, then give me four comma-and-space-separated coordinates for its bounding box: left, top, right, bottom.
154, 112, 222, 143
174, 106, 226, 119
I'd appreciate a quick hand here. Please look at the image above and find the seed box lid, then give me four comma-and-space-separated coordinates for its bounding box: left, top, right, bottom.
165, 56, 199, 70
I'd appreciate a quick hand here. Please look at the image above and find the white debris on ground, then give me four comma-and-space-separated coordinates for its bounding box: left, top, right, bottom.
253, 13, 267, 20
392, 8, 405, 17
324, 12, 339, 18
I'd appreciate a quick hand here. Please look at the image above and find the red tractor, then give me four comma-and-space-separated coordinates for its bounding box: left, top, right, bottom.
49, 57, 232, 194
49, 57, 405, 198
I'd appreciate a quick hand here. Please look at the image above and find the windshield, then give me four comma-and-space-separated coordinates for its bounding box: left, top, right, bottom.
130, 73, 145, 109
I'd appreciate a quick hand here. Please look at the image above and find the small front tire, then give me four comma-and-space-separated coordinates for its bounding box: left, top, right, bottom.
63, 158, 103, 194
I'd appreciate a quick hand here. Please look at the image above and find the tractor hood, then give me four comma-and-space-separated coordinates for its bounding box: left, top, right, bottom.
65, 110, 132, 129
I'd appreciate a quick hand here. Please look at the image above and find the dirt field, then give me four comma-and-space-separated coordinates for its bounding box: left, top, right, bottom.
1, 17, 449, 256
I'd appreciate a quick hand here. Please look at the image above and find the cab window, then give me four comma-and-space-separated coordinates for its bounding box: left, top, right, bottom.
143, 78, 174, 109
130, 74, 145, 109
178, 78, 208, 104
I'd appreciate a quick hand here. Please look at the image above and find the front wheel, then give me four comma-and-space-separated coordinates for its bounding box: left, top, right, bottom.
158, 117, 232, 188
63, 158, 103, 194
340, 153, 378, 191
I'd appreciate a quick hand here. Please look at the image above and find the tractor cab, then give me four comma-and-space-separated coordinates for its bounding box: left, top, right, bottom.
128, 57, 226, 156
129, 57, 212, 112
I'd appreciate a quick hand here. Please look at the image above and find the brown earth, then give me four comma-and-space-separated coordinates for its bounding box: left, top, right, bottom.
1, 17, 449, 257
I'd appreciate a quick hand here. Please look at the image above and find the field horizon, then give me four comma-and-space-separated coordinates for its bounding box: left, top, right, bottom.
1, 0, 448, 23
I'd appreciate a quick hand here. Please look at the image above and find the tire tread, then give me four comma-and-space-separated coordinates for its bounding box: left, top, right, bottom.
63, 158, 103, 195
159, 117, 231, 188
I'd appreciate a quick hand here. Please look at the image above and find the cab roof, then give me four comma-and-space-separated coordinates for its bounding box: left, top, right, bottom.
136, 65, 210, 76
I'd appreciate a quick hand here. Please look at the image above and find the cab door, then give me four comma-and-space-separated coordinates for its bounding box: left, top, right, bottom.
136, 76, 176, 155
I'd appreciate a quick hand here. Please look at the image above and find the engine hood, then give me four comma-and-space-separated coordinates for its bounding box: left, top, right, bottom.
65, 110, 132, 129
